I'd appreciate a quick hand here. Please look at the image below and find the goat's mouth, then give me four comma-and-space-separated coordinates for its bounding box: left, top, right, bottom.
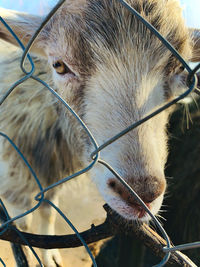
105, 177, 165, 221
108, 199, 151, 221
130, 202, 150, 219
107, 193, 165, 221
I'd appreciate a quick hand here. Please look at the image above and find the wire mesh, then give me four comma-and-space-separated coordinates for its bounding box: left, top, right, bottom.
0, 0, 200, 266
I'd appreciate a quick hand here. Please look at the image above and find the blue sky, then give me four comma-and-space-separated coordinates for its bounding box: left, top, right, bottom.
180, 0, 200, 27
0, 0, 200, 27
0, 0, 58, 15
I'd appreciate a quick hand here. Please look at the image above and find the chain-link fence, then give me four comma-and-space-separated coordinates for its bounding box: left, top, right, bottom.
0, 0, 200, 266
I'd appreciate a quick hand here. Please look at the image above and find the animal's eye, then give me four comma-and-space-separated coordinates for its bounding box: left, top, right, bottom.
176, 65, 185, 74
52, 60, 73, 75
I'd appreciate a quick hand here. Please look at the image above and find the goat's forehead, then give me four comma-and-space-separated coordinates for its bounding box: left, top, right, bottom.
46, 0, 191, 72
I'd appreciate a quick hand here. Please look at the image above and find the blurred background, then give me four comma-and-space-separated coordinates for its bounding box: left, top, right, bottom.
0, 0, 57, 15
0, 0, 200, 266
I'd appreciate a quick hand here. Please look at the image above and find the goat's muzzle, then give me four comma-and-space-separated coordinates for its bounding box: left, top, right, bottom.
107, 176, 166, 219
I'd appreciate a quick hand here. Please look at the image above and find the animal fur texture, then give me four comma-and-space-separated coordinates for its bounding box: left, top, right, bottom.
0, 0, 199, 266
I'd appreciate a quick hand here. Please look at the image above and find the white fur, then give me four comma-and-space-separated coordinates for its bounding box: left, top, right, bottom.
0, 1, 196, 266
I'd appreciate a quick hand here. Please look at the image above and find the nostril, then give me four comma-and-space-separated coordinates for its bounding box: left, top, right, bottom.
108, 179, 123, 196
108, 179, 116, 189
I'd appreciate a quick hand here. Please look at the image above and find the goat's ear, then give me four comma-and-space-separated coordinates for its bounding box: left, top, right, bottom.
190, 28, 200, 62
169, 28, 200, 98
0, 8, 46, 56
168, 70, 200, 100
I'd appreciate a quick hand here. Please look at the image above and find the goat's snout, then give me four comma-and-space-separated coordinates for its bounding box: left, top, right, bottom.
138, 176, 166, 203
108, 176, 166, 211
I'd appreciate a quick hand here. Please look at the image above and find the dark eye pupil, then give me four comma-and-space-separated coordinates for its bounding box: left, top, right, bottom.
52, 60, 73, 75
53, 62, 62, 68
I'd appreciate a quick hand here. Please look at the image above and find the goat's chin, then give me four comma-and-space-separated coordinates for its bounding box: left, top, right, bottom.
106, 195, 164, 222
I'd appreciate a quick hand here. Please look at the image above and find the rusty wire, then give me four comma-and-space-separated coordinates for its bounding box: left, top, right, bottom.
0, 0, 200, 267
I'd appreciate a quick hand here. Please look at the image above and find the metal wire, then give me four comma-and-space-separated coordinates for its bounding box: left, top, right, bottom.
43, 199, 97, 267
0, 133, 44, 228
0, 259, 5, 267
97, 160, 171, 267
0, 199, 43, 266
0, 2, 100, 265
0, 0, 200, 267
163, 242, 200, 252
0, 17, 34, 105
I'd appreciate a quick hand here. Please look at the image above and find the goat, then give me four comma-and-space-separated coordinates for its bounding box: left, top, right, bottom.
0, 0, 199, 266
